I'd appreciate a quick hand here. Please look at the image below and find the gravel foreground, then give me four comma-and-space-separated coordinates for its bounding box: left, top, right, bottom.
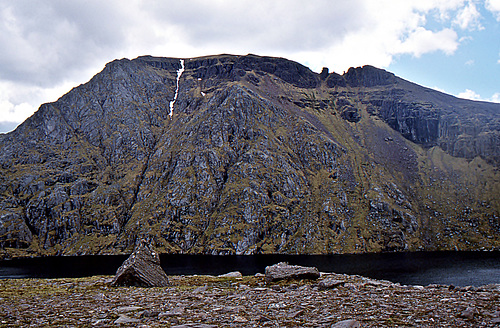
0, 272, 499, 327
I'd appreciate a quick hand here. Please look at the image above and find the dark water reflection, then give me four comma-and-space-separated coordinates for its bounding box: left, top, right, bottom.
0, 251, 499, 287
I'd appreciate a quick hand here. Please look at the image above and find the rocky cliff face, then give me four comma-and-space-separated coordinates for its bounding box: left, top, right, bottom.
0, 54, 499, 257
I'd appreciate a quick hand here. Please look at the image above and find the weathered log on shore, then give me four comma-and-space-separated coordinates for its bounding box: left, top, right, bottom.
111, 240, 169, 287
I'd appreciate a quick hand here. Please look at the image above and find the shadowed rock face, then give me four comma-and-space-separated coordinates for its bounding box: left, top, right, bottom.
0, 54, 498, 258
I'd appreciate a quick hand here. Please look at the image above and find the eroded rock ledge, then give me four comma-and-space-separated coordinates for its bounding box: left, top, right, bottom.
1, 272, 499, 327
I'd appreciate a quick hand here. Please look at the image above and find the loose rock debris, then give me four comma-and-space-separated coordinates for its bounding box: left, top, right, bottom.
0, 272, 499, 327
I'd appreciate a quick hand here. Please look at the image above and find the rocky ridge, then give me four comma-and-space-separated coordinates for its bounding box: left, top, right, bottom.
0, 54, 499, 257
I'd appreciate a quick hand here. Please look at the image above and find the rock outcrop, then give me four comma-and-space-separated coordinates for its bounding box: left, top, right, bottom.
265, 262, 320, 282
111, 240, 169, 287
0, 54, 499, 258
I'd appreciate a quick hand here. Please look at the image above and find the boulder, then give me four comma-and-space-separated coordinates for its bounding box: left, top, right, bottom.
265, 262, 320, 282
318, 278, 345, 290
111, 240, 169, 287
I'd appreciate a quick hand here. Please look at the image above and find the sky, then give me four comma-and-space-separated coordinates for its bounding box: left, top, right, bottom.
1, 0, 499, 133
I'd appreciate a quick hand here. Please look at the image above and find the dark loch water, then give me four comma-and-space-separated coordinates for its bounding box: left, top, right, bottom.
1, 251, 499, 287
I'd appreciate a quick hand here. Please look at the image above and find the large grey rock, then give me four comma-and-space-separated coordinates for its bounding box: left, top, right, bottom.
265, 262, 320, 282
111, 240, 169, 287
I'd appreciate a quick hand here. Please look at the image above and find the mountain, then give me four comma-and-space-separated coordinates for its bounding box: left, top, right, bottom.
0, 54, 499, 258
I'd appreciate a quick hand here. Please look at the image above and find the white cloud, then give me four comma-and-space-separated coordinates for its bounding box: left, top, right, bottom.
0, 80, 76, 131
0, 0, 496, 132
394, 27, 458, 57
453, 0, 483, 30
0, 1, 130, 86
486, 0, 500, 20
431, 86, 448, 93
458, 89, 482, 100
0, 0, 469, 79
487, 94, 500, 103
290, 0, 465, 71
457, 89, 500, 103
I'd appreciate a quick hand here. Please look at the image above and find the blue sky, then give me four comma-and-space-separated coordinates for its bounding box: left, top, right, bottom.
0, 0, 499, 133
387, 2, 500, 101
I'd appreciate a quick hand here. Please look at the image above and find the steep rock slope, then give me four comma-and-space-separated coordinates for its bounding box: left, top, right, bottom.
0, 54, 498, 257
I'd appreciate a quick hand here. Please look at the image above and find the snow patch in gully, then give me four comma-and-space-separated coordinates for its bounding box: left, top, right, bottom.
169, 59, 185, 117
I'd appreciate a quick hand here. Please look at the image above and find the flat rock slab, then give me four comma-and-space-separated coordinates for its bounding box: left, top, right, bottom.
318, 278, 345, 290
113, 306, 143, 313
111, 240, 169, 287
331, 319, 360, 328
170, 324, 217, 328
265, 262, 320, 282
114, 314, 140, 324
217, 271, 242, 278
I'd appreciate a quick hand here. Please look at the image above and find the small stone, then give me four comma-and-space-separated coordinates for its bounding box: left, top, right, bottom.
257, 315, 271, 322
114, 315, 140, 324
170, 324, 217, 328
289, 309, 304, 318
217, 271, 242, 278
113, 306, 142, 313
158, 308, 184, 318
232, 315, 248, 323
254, 273, 265, 278
331, 319, 360, 328
192, 285, 208, 293
318, 278, 345, 290
92, 319, 111, 326
220, 306, 240, 313
103, 278, 114, 285
141, 310, 160, 318
460, 307, 477, 319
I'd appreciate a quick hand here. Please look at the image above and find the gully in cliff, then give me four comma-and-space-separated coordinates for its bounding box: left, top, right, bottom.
169, 59, 185, 117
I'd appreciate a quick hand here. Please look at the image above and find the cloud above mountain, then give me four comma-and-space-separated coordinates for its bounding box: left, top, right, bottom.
1, 0, 499, 133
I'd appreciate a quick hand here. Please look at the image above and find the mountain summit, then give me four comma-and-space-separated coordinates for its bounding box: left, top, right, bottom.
0, 54, 498, 257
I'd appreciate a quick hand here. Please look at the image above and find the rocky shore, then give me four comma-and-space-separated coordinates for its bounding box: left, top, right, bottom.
1, 271, 499, 327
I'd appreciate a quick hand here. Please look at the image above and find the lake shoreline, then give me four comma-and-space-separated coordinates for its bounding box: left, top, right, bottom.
2, 248, 500, 261
2, 250, 500, 287
1, 272, 499, 327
